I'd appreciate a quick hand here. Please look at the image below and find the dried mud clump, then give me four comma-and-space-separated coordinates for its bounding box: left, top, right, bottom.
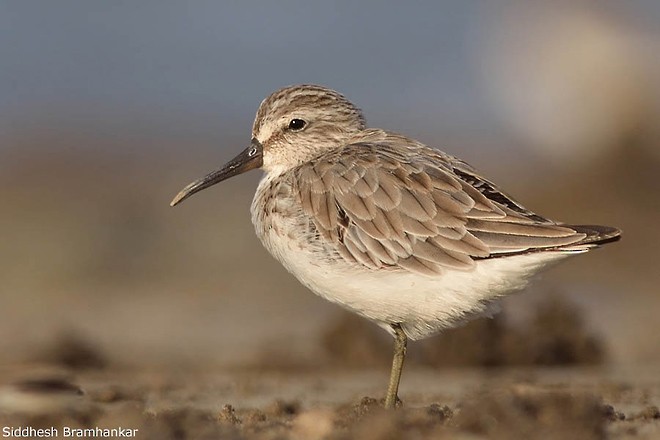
629, 406, 660, 421
322, 295, 605, 368
334, 397, 453, 440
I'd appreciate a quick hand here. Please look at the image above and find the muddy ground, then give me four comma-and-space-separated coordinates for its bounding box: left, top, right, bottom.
1, 362, 658, 439
1, 298, 658, 440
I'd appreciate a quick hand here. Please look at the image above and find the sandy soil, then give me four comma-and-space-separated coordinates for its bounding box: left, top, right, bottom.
1, 300, 658, 440
0, 364, 658, 440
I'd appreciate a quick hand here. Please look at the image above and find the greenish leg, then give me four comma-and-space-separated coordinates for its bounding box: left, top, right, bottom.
384, 323, 407, 409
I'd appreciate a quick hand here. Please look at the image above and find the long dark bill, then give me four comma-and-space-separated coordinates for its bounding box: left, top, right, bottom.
170, 138, 263, 207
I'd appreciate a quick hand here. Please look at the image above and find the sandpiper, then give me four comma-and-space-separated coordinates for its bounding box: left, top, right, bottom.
171, 85, 621, 408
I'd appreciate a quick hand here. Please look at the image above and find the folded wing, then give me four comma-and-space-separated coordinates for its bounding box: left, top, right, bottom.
294, 141, 588, 276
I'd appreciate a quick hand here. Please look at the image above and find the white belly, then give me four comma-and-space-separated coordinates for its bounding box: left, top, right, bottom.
251, 175, 578, 340
267, 233, 572, 339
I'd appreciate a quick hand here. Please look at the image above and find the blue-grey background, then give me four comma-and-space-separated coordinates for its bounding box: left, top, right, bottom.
1, 1, 659, 367
1, 1, 499, 142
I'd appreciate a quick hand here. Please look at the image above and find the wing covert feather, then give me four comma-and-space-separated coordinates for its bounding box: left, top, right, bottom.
293, 141, 586, 276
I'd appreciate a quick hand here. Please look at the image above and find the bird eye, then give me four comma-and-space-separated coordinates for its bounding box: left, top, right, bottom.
248, 146, 258, 157
288, 119, 306, 131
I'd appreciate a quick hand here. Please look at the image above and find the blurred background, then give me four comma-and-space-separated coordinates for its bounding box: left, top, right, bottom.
1, 1, 659, 370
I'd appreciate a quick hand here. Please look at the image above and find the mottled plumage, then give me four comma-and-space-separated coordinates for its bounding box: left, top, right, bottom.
172, 84, 621, 408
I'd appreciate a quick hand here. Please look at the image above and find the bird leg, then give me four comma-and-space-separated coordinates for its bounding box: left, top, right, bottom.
384, 323, 407, 409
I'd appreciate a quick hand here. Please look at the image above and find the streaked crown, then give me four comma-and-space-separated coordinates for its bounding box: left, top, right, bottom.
253, 85, 367, 174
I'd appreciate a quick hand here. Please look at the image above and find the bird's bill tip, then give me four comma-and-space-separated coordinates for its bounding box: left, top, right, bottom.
170, 186, 193, 207
169, 141, 263, 207
170, 177, 208, 207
